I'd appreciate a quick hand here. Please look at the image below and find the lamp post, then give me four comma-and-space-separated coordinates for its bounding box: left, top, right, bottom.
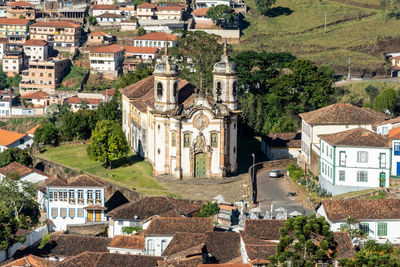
252, 153, 255, 203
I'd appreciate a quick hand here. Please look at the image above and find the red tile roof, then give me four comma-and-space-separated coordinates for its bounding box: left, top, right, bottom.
135, 32, 177, 41
96, 12, 122, 18
137, 3, 157, 8
0, 18, 30, 26
0, 129, 27, 147
389, 127, 400, 139
108, 235, 145, 250
157, 5, 183, 10
24, 39, 47, 46
193, 7, 209, 17
2, 254, 53, 267
144, 217, 213, 235
46, 174, 106, 187
31, 20, 81, 28
123, 46, 158, 54
102, 88, 115, 96
92, 4, 118, 10
319, 127, 390, 147
0, 162, 48, 178
20, 90, 49, 99
334, 232, 355, 259
0, 38, 7, 44
88, 31, 109, 36
90, 44, 124, 53
66, 97, 101, 105
27, 124, 41, 135
7, 1, 34, 7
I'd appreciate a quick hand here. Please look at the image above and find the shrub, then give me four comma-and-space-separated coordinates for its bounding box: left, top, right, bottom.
121, 226, 142, 235
38, 234, 51, 249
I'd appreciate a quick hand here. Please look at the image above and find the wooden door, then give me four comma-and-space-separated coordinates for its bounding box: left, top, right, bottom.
195, 153, 207, 178
95, 210, 101, 222
87, 210, 93, 222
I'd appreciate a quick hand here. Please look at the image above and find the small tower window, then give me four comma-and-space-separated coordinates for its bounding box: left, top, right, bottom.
211, 133, 218, 147
173, 82, 178, 97
157, 82, 163, 97
216, 82, 222, 98
171, 132, 176, 147
184, 133, 191, 147
232, 81, 237, 96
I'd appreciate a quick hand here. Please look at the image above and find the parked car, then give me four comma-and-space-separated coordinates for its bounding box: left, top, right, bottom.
269, 170, 281, 178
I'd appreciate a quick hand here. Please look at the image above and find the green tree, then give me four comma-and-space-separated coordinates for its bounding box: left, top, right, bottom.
0, 148, 32, 167
373, 88, 398, 114
5, 171, 20, 180
365, 84, 378, 102
59, 110, 97, 140
255, 0, 276, 15
34, 122, 60, 146
112, 65, 153, 89
87, 120, 129, 168
0, 65, 8, 90
96, 97, 122, 123
0, 209, 27, 259
137, 27, 145, 36
341, 216, 364, 240
269, 215, 337, 266
196, 201, 219, 217
6, 74, 22, 88
206, 5, 238, 28
0, 178, 37, 219
88, 15, 97, 25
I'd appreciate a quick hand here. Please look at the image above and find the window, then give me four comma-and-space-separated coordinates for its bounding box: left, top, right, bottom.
77, 208, 84, 217
382, 126, 389, 135
211, 133, 218, 147
360, 223, 369, 234
161, 239, 168, 253
339, 151, 346, 166
147, 239, 155, 255
118, 220, 124, 225
173, 82, 178, 97
377, 222, 387, 236
51, 208, 57, 217
69, 208, 75, 217
395, 142, 400, 156
60, 208, 67, 218
78, 190, 83, 200
184, 133, 190, 147
69, 190, 75, 200
171, 132, 176, 147
157, 82, 162, 97
357, 151, 368, 163
321, 161, 324, 174
329, 148, 332, 158
20, 139, 25, 144
339, 171, 345, 181
380, 153, 386, 168
216, 82, 221, 98
87, 190, 93, 203
357, 171, 368, 182
95, 190, 101, 203
322, 143, 324, 154
232, 81, 237, 96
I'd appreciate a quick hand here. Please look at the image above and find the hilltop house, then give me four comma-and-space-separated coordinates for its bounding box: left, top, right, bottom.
0, 128, 33, 152
87, 31, 115, 45
261, 132, 301, 160
66, 97, 101, 112
89, 44, 124, 79
317, 199, 400, 244
133, 32, 178, 48
92, 4, 120, 17
107, 235, 145, 255
389, 128, 400, 177
46, 174, 107, 231
23, 39, 49, 61
0, 161, 48, 183
0, 90, 13, 116
7, 1, 35, 20
319, 128, 391, 195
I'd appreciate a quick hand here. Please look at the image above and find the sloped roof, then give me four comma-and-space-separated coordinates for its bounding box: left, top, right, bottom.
137, 3, 157, 8
46, 174, 106, 187
375, 116, 400, 128
334, 232, 355, 259
157, 5, 183, 10
193, 7, 209, 17
92, 4, 118, 10
88, 31, 109, 36
322, 199, 400, 220
123, 46, 158, 54
2, 254, 53, 267
244, 219, 286, 241
102, 88, 115, 96
7, 1, 34, 7
134, 32, 177, 41
318, 127, 390, 147
96, 12, 122, 18
21, 91, 49, 99
389, 127, 400, 139
90, 44, 124, 53
144, 217, 213, 235
0, 162, 48, 178
31, 20, 81, 28
108, 235, 145, 250
299, 103, 387, 125
204, 232, 241, 263
162, 232, 204, 257
0, 129, 27, 146
106, 196, 201, 220
0, 18, 30, 25
24, 39, 47, 46
239, 230, 277, 264
27, 124, 41, 135
66, 97, 101, 105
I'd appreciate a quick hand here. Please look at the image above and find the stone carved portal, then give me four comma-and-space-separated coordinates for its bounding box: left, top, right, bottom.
190, 132, 212, 178
193, 111, 209, 131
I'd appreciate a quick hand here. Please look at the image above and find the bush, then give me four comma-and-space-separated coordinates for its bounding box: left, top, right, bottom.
38, 234, 51, 249
196, 201, 219, 217
286, 163, 304, 181
121, 226, 142, 235
317, 187, 332, 197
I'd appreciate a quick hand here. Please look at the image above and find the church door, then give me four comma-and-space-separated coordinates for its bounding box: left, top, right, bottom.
195, 153, 207, 178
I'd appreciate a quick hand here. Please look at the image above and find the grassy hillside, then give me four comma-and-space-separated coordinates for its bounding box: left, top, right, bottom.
237, 0, 400, 76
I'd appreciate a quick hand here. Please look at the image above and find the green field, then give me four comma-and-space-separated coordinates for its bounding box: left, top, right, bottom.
237, 0, 400, 76
38, 144, 173, 196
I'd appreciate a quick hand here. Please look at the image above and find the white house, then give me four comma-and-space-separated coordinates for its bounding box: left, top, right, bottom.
123, 46, 158, 60
66, 97, 101, 112
0, 128, 33, 153
318, 128, 391, 195
92, 5, 120, 17
20, 91, 50, 108
155, 6, 183, 20
95, 13, 123, 26
107, 235, 145, 255
136, 3, 157, 20
0, 38, 7, 60
0, 161, 48, 183
375, 116, 400, 135
389, 128, 400, 177
133, 32, 178, 48
46, 174, 107, 231
120, 20, 138, 31
261, 132, 301, 161
23, 39, 49, 61
143, 217, 213, 256
89, 44, 124, 79
317, 199, 400, 244
299, 103, 387, 173
194, 0, 230, 8
106, 196, 201, 238
0, 89, 12, 116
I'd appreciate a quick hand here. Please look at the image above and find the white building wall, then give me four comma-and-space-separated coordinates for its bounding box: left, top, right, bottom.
92, 9, 121, 17
145, 236, 173, 256
108, 247, 144, 255
0, 100, 11, 116
134, 39, 177, 48
24, 45, 48, 61
392, 139, 400, 177
20, 173, 48, 184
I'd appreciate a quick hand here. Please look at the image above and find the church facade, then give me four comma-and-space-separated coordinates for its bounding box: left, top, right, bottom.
121, 46, 239, 178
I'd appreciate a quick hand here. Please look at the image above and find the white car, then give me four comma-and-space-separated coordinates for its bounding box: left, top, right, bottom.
269, 170, 281, 178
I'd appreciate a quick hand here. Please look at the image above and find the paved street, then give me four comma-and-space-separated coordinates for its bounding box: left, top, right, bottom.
255, 168, 313, 216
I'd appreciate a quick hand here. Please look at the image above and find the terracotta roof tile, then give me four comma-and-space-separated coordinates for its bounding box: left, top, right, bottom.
157, 5, 183, 10
334, 232, 355, 259
0, 162, 48, 178
198, 264, 252, 267
144, 217, 213, 235
27, 124, 41, 135
21, 91, 49, 99
162, 232, 204, 257
322, 199, 400, 220
0, 18, 30, 25
299, 103, 387, 125
376, 116, 400, 128
204, 232, 241, 263
159, 255, 203, 267
90, 44, 124, 53
46, 174, 105, 187
96, 12, 122, 18
0, 38, 7, 44
88, 31, 109, 36
244, 219, 286, 241
24, 39, 47, 46
66, 97, 101, 105
108, 235, 145, 250
137, 3, 157, 8
7, 1, 34, 7
389, 127, 400, 139
92, 4, 118, 10
31, 20, 81, 28
134, 32, 177, 41
2, 254, 53, 267
193, 7, 209, 16
0, 129, 27, 146
123, 46, 158, 54
83, 204, 107, 210
102, 88, 115, 96
319, 128, 390, 147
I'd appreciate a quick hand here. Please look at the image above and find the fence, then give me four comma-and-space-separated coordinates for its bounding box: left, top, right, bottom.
0, 224, 48, 263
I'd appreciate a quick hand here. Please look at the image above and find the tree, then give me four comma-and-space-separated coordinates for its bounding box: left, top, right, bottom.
34, 122, 60, 146
365, 84, 378, 102
6, 74, 22, 88
96, 97, 122, 123
196, 201, 219, 217
0, 148, 32, 167
169, 31, 223, 90
59, 110, 97, 140
373, 88, 398, 114
137, 27, 145, 36
88, 15, 97, 25
341, 216, 364, 240
269, 215, 337, 266
0, 209, 26, 259
0, 177, 37, 219
255, 0, 276, 15
206, 5, 238, 28
112, 65, 153, 89
0, 65, 8, 90
87, 120, 129, 168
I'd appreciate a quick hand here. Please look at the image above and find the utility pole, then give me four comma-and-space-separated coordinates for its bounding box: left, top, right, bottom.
347, 56, 351, 80
324, 11, 327, 33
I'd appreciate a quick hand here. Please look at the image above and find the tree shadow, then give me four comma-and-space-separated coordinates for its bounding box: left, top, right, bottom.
265, 7, 293, 18
109, 154, 144, 169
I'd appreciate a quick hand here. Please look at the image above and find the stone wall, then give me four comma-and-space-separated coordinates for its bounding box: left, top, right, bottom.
67, 222, 108, 236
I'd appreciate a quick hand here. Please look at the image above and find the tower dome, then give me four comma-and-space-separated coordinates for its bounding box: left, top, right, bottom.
154, 42, 178, 76
213, 41, 237, 75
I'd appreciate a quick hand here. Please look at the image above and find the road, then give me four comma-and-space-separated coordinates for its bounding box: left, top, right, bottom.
255, 168, 312, 217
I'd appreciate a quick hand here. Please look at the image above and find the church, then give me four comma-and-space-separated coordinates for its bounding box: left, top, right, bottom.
121, 44, 239, 179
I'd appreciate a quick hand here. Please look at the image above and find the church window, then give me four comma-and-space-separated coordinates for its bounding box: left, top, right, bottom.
173, 82, 178, 97
234, 146, 236, 154
157, 82, 163, 97
216, 82, 222, 98
184, 133, 191, 147
232, 81, 237, 96
172, 132, 176, 147
211, 133, 218, 147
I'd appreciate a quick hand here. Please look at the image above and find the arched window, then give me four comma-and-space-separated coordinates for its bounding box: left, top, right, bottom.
171, 132, 176, 147
173, 82, 178, 97
216, 82, 222, 98
232, 81, 237, 96
157, 82, 163, 97
211, 133, 218, 147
